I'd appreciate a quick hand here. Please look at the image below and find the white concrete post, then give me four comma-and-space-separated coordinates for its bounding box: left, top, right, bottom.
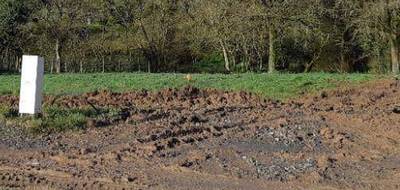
19, 55, 44, 115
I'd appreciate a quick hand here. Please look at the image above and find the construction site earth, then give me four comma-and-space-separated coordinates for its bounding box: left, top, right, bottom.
1, 79, 400, 189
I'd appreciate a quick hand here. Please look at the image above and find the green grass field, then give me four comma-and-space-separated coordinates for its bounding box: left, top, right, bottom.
0, 73, 377, 100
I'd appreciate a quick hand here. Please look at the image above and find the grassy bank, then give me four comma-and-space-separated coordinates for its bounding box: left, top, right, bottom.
1, 73, 376, 100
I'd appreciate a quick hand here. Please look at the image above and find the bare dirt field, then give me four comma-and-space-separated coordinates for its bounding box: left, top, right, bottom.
1, 80, 400, 190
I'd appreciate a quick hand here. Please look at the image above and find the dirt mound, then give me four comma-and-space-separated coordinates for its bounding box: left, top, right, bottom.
1, 81, 400, 189
1, 86, 268, 109
302, 79, 400, 112
58, 86, 268, 108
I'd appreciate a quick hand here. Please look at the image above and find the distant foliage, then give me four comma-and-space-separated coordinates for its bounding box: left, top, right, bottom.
0, 0, 399, 74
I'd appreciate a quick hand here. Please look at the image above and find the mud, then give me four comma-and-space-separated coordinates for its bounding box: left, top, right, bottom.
0, 81, 400, 189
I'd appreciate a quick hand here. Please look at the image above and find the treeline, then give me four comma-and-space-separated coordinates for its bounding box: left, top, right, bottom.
0, 0, 399, 74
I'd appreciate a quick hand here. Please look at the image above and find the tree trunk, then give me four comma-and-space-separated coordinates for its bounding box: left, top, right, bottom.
15, 56, 20, 72
139, 21, 158, 73
268, 28, 276, 74
64, 60, 68, 73
304, 61, 314, 73
3, 49, 8, 71
390, 34, 399, 74
55, 39, 61, 73
129, 51, 132, 71
80, 60, 83, 73
219, 39, 230, 72
6, 50, 10, 72
243, 43, 250, 71
50, 59, 54, 74
102, 56, 105, 73
137, 57, 141, 72
256, 47, 263, 71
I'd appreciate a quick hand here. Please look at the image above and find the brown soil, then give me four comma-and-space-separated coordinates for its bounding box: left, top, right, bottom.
1, 81, 400, 190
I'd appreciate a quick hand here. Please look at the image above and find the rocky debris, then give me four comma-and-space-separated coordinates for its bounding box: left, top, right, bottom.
393, 106, 400, 114
244, 156, 317, 181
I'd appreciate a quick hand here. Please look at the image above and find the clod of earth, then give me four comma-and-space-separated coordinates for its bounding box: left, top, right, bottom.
393, 106, 400, 114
